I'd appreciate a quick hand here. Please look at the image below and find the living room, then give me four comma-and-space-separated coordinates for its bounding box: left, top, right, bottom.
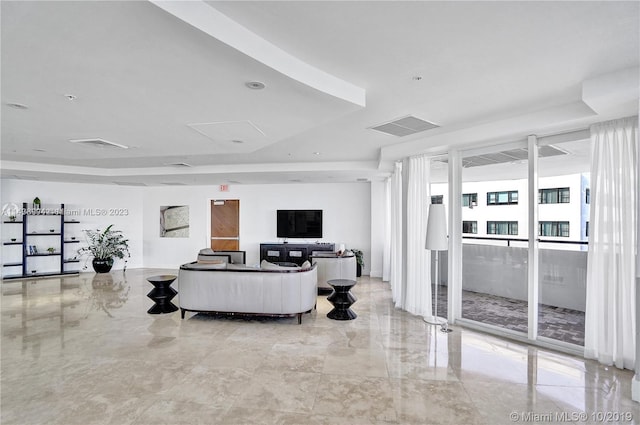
1, 178, 378, 273
1, 1, 639, 424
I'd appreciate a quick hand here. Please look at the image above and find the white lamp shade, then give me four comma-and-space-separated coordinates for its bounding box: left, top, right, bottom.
425, 203, 448, 251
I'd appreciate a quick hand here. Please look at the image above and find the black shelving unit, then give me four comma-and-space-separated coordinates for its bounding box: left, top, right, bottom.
2, 203, 80, 280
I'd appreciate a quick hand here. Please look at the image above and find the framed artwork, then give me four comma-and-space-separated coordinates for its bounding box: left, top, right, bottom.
160, 205, 189, 238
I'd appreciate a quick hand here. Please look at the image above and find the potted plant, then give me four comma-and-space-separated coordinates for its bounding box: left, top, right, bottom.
352, 249, 364, 277
78, 225, 130, 273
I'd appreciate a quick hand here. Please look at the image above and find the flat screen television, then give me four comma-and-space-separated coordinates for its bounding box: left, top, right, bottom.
277, 210, 323, 239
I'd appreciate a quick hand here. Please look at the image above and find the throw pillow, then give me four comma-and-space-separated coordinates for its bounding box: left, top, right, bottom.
261, 259, 280, 270
300, 260, 311, 270
199, 248, 215, 255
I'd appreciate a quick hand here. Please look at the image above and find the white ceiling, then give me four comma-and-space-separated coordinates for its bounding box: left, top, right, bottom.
1, 1, 638, 186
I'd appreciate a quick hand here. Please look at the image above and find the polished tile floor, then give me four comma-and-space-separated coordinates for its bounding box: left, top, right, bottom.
1, 270, 638, 425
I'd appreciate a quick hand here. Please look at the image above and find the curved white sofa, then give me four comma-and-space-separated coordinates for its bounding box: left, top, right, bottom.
311, 253, 357, 290
177, 263, 317, 324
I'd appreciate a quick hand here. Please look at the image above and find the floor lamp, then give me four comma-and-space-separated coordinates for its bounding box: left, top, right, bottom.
423, 203, 449, 330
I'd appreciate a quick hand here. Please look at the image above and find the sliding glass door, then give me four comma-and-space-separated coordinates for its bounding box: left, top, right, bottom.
536, 138, 590, 347
450, 135, 589, 350
459, 143, 529, 335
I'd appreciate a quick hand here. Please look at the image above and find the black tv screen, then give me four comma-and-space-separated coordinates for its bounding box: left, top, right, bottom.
277, 210, 323, 239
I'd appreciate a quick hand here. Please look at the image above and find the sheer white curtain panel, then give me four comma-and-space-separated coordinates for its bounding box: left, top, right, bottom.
389, 162, 404, 307
584, 116, 638, 369
404, 156, 432, 315
382, 179, 391, 282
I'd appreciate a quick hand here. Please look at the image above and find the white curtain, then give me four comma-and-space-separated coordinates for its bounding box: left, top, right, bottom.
584, 116, 638, 369
388, 162, 404, 307
382, 178, 391, 282
404, 156, 432, 316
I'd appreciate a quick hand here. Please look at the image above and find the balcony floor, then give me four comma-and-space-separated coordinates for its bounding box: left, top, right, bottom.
433, 286, 585, 346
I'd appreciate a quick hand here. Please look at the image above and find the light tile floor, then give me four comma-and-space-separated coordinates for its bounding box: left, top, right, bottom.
1, 269, 638, 425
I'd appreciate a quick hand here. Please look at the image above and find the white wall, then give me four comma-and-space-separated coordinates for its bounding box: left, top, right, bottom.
2, 179, 373, 274
370, 181, 385, 278
142, 182, 373, 272
1, 179, 144, 273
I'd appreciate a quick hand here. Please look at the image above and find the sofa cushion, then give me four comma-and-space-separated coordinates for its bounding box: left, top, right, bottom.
301, 260, 311, 270
199, 248, 215, 255
197, 258, 225, 265
184, 261, 227, 270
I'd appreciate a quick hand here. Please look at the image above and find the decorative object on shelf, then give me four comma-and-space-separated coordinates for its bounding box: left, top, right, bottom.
47, 247, 55, 254
32, 197, 41, 210
78, 225, 130, 273
31, 270, 37, 274
10, 238, 16, 242
351, 249, 364, 277
49, 229, 55, 233
2, 202, 20, 221
71, 237, 76, 240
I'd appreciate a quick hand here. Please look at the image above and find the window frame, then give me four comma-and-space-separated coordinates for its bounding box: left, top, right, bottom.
486, 190, 519, 205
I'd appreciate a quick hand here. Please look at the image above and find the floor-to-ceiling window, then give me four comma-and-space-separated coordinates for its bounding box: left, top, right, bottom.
537, 138, 590, 347
458, 143, 529, 335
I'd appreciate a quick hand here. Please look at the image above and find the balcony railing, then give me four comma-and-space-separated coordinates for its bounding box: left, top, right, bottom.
433, 236, 587, 345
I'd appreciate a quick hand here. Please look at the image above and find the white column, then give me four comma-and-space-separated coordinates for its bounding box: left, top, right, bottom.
527, 135, 539, 341
448, 150, 463, 323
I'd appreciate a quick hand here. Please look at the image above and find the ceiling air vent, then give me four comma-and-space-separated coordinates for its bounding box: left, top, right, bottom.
436, 145, 570, 168
69, 138, 129, 149
370, 115, 439, 137
164, 162, 192, 168
161, 182, 186, 186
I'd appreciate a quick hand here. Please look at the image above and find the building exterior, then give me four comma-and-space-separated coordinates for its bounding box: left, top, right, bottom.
432, 173, 590, 250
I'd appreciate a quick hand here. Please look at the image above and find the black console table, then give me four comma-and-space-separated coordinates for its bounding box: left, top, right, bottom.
260, 242, 334, 266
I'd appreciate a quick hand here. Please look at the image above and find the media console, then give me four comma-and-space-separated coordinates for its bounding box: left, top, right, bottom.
260, 242, 335, 266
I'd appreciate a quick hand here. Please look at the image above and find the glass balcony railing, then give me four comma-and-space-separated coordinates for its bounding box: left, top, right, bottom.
432, 237, 586, 346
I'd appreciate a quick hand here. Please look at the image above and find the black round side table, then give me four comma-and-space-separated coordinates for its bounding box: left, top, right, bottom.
326, 279, 357, 320
146, 275, 178, 314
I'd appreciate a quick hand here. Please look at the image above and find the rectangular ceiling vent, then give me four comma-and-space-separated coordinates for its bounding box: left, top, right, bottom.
161, 182, 187, 186
436, 145, 569, 168
164, 162, 192, 168
69, 138, 129, 149
369, 115, 439, 137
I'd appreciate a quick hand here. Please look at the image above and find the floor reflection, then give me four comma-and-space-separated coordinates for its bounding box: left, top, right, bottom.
1, 271, 638, 425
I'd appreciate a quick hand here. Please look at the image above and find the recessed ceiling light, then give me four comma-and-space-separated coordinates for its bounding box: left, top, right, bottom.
6, 102, 28, 110
245, 81, 265, 90
64, 94, 77, 101
313, 152, 321, 155
33, 149, 47, 152
231, 140, 244, 144
412, 76, 423, 81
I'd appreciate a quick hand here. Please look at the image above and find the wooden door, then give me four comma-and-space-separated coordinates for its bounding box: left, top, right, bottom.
210, 200, 239, 250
